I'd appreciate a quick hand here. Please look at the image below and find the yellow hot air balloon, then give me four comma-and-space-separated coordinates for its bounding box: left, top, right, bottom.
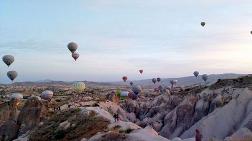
73, 82, 86, 93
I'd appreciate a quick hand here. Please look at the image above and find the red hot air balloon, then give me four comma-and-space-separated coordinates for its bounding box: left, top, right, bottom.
139, 70, 143, 74
122, 76, 128, 82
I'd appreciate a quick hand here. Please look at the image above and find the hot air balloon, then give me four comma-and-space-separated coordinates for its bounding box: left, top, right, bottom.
72, 52, 79, 61
120, 91, 129, 98
157, 78, 161, 82
41, 90, 54, 100
250, 31, 252, 35
2, 55, 14, 67
193, 71, 199, 78
130, 81, 133, 86
7, 71, 17, 81
122, 76, 128, 82
68, 42, 78, 53
170, 80, 178, 88
139, 70, 143, 74
152, 78, 157, 84
202, 74, 208, 82
10, 93, 23, 100
73, 82, 86, 93
131, 85, 142, 95
201, 22, 206, 27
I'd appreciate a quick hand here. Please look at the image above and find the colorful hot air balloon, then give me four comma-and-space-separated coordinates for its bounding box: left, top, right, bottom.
7, 71, 17, 81
72, 52, 79, 61
122, 76, 128, 82
139, 70, 143, 74
152, 78, 157, 84
68, 42, 78, 53
201, 22, 206, 27
41, 90, 54, 100
2, 55, 14, 67
73, 82, 86, 93
157, 78, 161, 82
193, 71, 199, 78
202, 74, 208, 82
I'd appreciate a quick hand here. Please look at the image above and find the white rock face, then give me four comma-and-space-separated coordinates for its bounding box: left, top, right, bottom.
58, 120, 71, 130
99, 101, 130, 121
81, 107, 114, 123
181, 88, 252, 140
13, 131, 30, 141
108, 120, 141, 131
225, 128, 252, 141
127, 126, 170, 141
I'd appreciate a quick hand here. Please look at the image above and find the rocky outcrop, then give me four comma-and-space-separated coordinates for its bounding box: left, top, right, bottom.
17, 96, 45, 135
0, 120, 20, 141
181, 88, 252, 140
160, 96, 198, 139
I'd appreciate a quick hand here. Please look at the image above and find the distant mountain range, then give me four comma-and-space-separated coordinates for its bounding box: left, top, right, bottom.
111, 73, 246, 87
2, 73, 246, 88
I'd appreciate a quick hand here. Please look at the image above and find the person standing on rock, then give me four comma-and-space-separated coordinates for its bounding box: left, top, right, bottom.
116, 114, 119, 121
195, 129, 202, 141
113, 114, 117, 122
113, 113, 119, 122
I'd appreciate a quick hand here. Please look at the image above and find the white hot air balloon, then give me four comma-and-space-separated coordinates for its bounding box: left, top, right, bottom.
120, 91, 129, 97
10, 93, 23, 100
41, 90, 54, 100
73, 82, 86, 93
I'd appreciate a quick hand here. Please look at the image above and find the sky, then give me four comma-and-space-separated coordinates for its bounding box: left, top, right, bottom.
0, 0, 252, 83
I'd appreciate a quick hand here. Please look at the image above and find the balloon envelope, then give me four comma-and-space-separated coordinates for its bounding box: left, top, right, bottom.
202, 74, 208, 82
2, 55, 14, 67
10, 93, 23, 100
120, 91, 129, 97
201, 22, 206, 27
193, 71, 199, 77
122, 76, 128, 82
41, 90, 54, 100
152, 78, 157, 84
73, 82, 86, 93
7, 71, 18, 81
68, 42, 78, 53
139, 70, 143, 74
130, 81, 133, 86
157, 78, 161, 82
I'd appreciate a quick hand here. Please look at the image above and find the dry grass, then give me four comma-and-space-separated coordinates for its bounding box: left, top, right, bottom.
29, 108, 110, 141
99, 131, 126, 141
